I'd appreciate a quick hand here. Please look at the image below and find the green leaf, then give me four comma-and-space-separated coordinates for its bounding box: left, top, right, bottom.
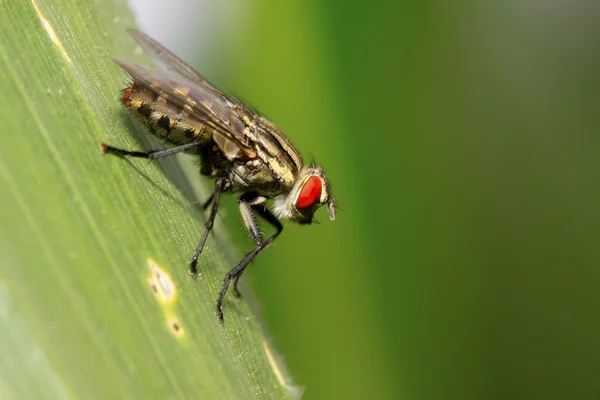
0, 1, 296, 398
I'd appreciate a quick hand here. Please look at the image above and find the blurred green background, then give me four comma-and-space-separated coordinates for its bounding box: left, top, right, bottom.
3, 0, 599, 399
181, 1, 600, 399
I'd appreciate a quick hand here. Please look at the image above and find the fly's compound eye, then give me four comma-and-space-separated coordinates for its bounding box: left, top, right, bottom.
296, 175, 322, 209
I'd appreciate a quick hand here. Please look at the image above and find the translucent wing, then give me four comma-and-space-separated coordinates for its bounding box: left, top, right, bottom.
113, 57, 257, 159
127, 28, 222, 95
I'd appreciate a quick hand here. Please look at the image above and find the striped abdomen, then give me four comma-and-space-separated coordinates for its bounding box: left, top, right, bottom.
121, 82, 212, 149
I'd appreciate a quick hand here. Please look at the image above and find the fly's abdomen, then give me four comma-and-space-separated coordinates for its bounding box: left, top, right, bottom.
121, 82, 211, 148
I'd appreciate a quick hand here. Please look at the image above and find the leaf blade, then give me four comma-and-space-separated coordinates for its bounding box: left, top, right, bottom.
0, 1, 294, 399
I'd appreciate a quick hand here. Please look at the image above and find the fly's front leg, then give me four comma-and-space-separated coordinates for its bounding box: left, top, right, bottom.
100, 141, 202, 160
232, 204, 282, 300
188, 178, 226, 276
216, 193, 283, 323
231, 193, 263, 300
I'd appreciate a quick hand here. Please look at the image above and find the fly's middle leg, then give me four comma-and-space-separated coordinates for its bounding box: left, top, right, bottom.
188, 178, 226, 276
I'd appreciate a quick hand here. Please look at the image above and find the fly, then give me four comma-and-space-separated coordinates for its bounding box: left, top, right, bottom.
100, 29, 336, 323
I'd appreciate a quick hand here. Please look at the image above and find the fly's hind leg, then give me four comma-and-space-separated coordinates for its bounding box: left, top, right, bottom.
101, 141, 226, 277
100, 141, 203, 160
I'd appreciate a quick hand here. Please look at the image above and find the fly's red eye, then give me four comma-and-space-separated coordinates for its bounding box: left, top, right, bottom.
296, 175, 322, 209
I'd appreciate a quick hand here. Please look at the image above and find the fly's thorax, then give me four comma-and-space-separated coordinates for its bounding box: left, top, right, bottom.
228, 158, 289, 196
242, 117, 303, 188
204, 116, 305, 196
121, 82, 212, 148
273, 165, 336, 224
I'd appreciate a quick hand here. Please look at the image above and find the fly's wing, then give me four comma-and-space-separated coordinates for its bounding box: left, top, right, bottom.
113, 58, 257, 160
126, 28, 222, 95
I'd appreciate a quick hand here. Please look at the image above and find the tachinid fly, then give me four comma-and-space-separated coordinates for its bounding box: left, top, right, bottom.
101, 29, 336, 323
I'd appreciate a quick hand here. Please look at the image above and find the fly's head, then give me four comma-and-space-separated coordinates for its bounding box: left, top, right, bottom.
274, 165, 336, 225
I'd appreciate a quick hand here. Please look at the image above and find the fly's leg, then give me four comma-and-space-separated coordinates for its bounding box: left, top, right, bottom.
232, 205, 281, 300
216, 193, 283, 323
230, 193, 264, 300
232, 275, 243, 299
101, 140, 223, 275
188, 178, 226, 276
100, 141, 202, 160
102, 140, 215, 210
201, 193, 215, 211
